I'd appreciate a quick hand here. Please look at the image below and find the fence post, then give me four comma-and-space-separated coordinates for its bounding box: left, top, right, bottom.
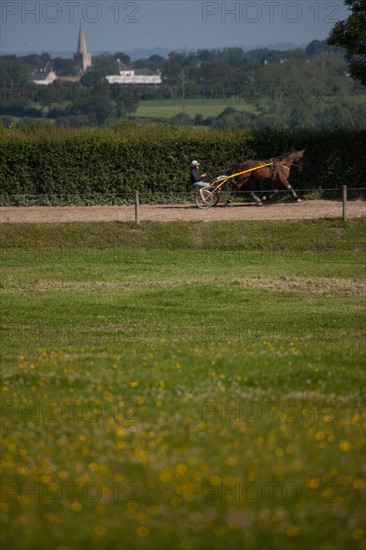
342, 185, 347, 221
135, 190, 140, 225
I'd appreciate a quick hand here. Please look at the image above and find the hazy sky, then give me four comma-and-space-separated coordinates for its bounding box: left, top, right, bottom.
1, 1, 350, 56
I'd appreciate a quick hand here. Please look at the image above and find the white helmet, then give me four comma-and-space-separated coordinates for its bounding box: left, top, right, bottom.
191, 160, 200, 167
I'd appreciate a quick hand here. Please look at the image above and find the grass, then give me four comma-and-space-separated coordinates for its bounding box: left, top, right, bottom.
0, 219, 365, 549
133, 96, 362, 120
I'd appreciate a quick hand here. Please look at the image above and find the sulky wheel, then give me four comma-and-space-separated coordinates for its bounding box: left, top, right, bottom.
212, 192, 220, 206
196, 189, 214, 209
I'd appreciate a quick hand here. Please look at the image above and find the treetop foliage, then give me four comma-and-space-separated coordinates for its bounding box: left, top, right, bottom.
327, 0, 366, 85
0, 40, 364, 129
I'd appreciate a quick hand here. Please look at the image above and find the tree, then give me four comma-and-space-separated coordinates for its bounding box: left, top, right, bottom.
0, 58, 31, 86
70, 82, 114, 125
92, 55, 119, 77
306, 40, 333, 56
80, 70, 105, 87
86, 83, 115, 125
169, 112, 192, 126
110, 85, 139, 118
114, 52, 131, 66
212, 108, 254, 130
53, 58, 77, 77
200, 61, 236, 83
327, 0, 366, 85
22, 53, 51, 70
148, 55, 166, 72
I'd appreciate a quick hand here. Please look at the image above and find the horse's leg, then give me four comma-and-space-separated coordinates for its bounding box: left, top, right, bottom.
264, 189, 279, 201
248, 176, 263, 206
224, 189, 233, 206
251, 191, 263, 206
277, 172, 301, 203
224, 181, 235, 205
225, 179, 243, 206
287, 183, 301, 202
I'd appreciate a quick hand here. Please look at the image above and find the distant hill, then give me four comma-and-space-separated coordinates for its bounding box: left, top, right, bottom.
127, 44, 302, 60
4, 43, 303, 61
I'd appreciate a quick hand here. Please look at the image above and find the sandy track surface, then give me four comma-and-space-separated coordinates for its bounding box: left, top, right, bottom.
0, 200, 365, 224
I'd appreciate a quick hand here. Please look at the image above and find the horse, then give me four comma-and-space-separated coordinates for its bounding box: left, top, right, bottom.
223, 150, 305, 206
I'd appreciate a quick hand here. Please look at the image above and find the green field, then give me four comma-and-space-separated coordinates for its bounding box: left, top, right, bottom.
1, 219, 365, 549
133, 96, 364, 120
134, 98, 257, 119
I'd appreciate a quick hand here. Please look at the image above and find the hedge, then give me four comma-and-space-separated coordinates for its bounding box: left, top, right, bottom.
0, 126, 365, 205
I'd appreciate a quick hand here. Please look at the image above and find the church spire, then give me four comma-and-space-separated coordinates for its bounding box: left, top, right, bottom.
77, 23, 88, 55
74, 23, 92, 74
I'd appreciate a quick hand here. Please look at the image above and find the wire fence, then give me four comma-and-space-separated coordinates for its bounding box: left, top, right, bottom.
1, 187, 366, 207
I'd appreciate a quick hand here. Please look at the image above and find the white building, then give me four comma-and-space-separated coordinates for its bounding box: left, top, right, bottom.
32, 62, 57, 85
106, 61, 162, 85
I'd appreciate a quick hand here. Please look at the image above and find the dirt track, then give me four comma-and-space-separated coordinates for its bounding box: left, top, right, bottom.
0, 200, 365, 224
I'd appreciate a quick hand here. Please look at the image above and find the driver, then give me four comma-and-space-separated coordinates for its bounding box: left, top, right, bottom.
190, 160, 208, 189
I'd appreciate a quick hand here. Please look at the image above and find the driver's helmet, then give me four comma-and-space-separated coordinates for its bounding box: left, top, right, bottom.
191, 160, 200, 167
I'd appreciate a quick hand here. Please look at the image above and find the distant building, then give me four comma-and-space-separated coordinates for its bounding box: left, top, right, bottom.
106, 60, 162, 85
32, 24, 92, 85
73, 23, 92, 74
57, 76, 83, 83
32, 61, 57, 85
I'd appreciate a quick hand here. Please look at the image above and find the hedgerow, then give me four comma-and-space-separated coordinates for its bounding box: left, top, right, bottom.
0, 126, 365, 204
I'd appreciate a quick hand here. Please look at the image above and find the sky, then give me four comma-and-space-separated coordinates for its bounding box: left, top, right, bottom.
1, 0, 350, 57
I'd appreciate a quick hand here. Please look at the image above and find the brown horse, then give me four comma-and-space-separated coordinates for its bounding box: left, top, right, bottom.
223, 150, 305, 206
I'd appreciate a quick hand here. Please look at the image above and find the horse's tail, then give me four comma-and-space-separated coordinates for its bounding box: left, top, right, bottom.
220, 165, 237, 175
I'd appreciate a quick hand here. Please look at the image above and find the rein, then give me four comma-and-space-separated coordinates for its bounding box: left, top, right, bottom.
225, 162, 273, 180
